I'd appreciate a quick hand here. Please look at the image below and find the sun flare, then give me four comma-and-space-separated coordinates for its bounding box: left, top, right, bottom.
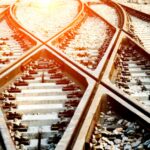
34, 0, 54, 8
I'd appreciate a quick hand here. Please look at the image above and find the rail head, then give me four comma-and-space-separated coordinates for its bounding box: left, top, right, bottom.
111, 0, 129, 31
122, 4, 150, 22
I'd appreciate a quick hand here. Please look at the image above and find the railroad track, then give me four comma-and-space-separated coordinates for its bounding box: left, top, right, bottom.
0, 1, 149, 150
89, 2, 119, 27
0, 47, 95, 150
128, 15, 150, 52
52, 12, 113, 70
0, 10, 37, 74
12, 0, 82, 41
49, 5, 117, 79
122, 6, 150, 53
102, 32, 150, 115
114, 0, 150, 15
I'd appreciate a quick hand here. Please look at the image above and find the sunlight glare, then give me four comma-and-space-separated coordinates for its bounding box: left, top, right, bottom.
35, 0, 54, 8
